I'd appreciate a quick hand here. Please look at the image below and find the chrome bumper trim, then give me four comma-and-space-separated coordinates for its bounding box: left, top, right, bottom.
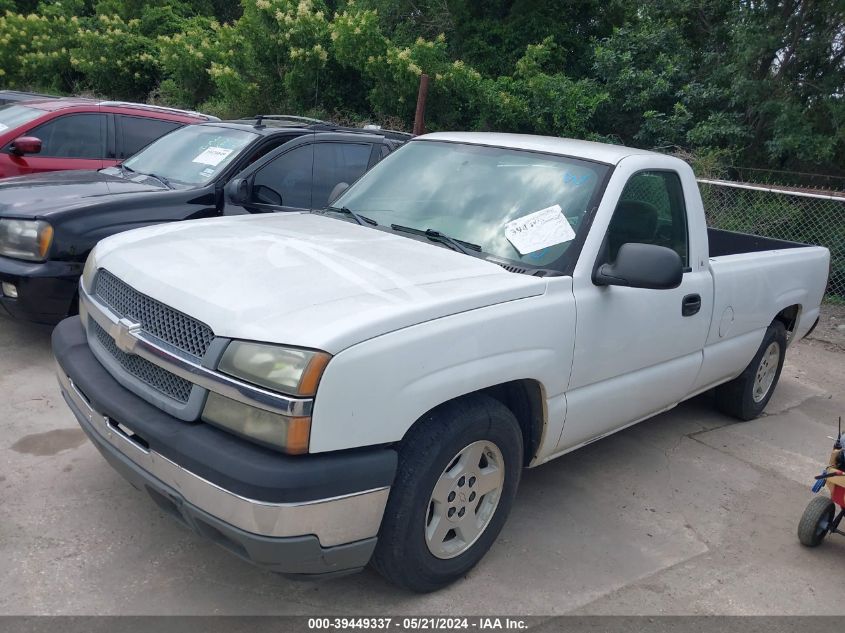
80, 289, 313, 417
58, 368, 388, 547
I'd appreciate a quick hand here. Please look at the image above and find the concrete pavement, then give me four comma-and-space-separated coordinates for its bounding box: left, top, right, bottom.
1, 313, 843, 615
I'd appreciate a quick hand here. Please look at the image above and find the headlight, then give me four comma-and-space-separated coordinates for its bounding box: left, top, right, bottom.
218, 341, 331, 397
201, 392, 311, 454
0, 219, 54, 261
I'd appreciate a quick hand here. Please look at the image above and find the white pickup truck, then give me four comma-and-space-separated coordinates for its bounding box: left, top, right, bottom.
53, 132, 829, 592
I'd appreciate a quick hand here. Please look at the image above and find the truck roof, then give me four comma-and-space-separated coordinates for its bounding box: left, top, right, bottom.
417, 132, 661, 165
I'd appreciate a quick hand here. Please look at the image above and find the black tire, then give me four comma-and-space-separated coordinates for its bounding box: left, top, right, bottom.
371, 394, 523, 593
715, 321, 787, 420
797, 495, 835, 547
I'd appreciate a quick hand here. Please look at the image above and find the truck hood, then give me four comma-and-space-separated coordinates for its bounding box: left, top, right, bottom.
91, 213, 548, 353
0, 169, 166, 218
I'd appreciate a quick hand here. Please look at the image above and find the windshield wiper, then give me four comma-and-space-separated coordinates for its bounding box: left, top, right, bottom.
142, 172, 173, 189
325, 205, 378, 226
389, 224, 482, 256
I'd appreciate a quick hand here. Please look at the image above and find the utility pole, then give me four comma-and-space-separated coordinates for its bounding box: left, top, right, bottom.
413, 73, 429, 136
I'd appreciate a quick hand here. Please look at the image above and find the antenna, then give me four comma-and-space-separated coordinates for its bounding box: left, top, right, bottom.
836, 416, 842, 450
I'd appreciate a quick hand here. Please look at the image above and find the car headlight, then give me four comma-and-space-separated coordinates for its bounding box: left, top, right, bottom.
201, 392, 312, 454
204, 342, 332, 454
0, 219, 54, 261
218, 341, 331, 397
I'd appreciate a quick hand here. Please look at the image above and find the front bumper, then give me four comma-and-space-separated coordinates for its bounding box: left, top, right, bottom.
53, 316, 397, 577
0, 255, 81, 325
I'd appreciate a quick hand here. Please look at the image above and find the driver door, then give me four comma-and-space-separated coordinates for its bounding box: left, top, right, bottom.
558, 170, 713, 451
13, 113, 107, 175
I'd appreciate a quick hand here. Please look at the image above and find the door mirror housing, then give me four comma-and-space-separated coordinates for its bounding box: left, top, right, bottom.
10, 136, 42, 156
593, 243, 683, 290
225, 177, 252, 206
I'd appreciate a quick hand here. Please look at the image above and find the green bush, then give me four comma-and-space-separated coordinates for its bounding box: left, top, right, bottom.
0, 0, 841, 182
0, 12, 76, 92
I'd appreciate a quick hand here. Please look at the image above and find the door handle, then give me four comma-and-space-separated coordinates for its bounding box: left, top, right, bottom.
682, 293, 701, 317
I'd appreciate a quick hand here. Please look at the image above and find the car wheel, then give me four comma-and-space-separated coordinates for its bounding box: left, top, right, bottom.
797, 495, 835, 547
715, 321, 787, 421
371, 394, 523, 593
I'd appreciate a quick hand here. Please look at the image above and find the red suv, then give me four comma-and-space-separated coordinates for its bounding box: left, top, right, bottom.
0, 98, 218, 179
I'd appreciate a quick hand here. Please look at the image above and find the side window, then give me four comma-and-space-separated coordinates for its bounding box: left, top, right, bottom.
119, 115, 182, 158
241, 136, 298, 167
27, 114, 105, 159
251, 143, 314, 209
312, 142, 373, 209
605, 171, 688, 266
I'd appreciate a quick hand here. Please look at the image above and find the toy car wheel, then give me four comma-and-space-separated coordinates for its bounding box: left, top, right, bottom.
797, 495, 835, 547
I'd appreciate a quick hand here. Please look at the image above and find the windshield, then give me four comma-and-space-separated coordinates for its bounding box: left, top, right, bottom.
0, 105, 43, 132
334, 140, 610, 269
123, 125, 256, 186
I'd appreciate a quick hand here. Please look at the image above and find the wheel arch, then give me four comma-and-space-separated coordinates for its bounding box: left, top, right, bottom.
399, 379, 547, 468
773, 303, 801, 342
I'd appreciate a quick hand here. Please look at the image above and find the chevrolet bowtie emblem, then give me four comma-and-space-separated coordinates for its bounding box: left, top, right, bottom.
112, 317, 141, 354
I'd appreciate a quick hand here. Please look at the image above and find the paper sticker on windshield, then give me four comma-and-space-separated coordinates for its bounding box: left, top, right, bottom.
0, 123, 7, 132
504, 204, 576, 255
192, 146, 233, 166
199, 167, 215, 179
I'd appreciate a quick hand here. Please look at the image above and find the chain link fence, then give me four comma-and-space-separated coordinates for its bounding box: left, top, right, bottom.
697, 179, 845, 301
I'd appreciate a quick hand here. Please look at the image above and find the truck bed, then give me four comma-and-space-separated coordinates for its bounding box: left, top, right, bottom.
707, 227, 808, 258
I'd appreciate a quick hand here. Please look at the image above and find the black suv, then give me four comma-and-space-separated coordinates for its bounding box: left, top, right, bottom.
0, 116, 409, 324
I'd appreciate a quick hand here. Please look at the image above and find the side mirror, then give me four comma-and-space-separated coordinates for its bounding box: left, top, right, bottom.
327, 182, 349, 205
593, 243, 683, 290
10, 136, 42, 156
224, 177, 252, 206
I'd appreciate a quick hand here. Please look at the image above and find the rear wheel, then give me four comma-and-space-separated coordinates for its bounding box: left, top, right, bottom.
371, 394, 523, 593
798, 496, 835, 547
715, 321, 787, 420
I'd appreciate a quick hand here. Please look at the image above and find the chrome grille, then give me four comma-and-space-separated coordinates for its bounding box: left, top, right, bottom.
94, 270, 214, 359
91, 319, 193, 403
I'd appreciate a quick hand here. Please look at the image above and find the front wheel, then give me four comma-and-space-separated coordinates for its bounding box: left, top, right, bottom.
797, 496, 835, 547
715, 321, 787, 420
371, 394, 523, 593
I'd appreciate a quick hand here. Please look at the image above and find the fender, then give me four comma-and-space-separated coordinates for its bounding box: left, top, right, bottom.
309, 279, 577, 454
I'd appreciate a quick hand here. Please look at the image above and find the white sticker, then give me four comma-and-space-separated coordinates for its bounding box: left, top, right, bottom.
504, 204, 576, 255
192, 146, 233, 166
0, 123, 7, 132
199, 167, 215, 179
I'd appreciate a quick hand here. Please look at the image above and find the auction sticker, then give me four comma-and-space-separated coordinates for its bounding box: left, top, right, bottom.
504, 204, 575, 254
192, 146, 233, 166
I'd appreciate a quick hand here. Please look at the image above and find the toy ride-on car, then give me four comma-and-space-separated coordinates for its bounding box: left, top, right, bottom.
798, 417, 845, 547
